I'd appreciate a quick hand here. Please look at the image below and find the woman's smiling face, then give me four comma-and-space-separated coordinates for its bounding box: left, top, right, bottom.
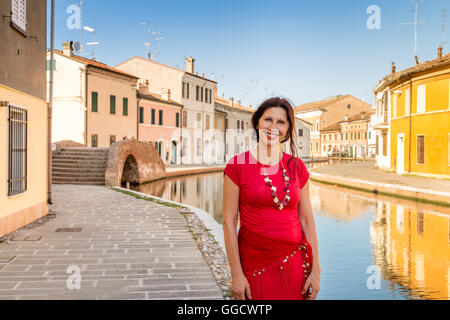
257, 106, 289, 146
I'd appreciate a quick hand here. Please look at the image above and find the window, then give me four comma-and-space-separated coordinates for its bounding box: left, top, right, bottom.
347, 104, 351, 109
206, 115, 210, 130
358, 132, 361, 139
7, 104, 27, 196
417, 211, 424, 235
365, 132, 367, 140
382, 133, 387, 156
91, 92, 98, 112
315, 121, 319, 131
110, 95, 116, 114
182, 82, 190, 99
324, 135, 326, 141
91, 134, 98, 147
182, 111, 187, 128
393, 94, 397, 117
417, 135, 425, 164
176, 113, 180, 128
237, 120, 240, 131
197, 113, 201, 128
11, 0, 27, 33
151, 109, 155, 125
159, 110, 163, 125
197, 139, 202, 156
405, 89, 410, 114
123, 98, 128, 116
298, 129, 303, 137
110, 135, 116, 146
196, 85, 199, 101
201, 87, 204, 102
139, 107, 144, 124
417, 85, 426, 113
315, 142, 318, 150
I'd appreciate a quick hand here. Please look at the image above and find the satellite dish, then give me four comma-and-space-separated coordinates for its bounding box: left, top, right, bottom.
73, 41, 82, 53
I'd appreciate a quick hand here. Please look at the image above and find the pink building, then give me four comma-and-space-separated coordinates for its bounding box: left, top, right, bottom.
137, 80, 183, 165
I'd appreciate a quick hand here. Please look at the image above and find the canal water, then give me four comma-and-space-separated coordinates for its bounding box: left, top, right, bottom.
131, 170, 450, 300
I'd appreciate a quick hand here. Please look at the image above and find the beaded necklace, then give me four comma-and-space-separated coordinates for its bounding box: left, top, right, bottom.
257, 148, 291, 211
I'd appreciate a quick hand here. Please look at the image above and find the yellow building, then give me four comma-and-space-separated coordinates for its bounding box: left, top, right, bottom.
0, 0, 49, 237
378, 49, 450, 178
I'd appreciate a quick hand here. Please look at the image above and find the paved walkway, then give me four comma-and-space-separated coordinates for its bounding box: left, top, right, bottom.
0, 185, 223, 300
310, 161, 450, 204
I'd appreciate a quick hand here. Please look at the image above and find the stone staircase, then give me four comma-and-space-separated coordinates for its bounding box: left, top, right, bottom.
52, 147, 109, 185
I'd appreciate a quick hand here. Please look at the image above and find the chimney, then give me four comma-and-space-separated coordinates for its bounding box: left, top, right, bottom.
214, 87, 217, 97
138, 79, 149, 94
229, 97, 234, 106
237, 100, 241, 107
438, 46, 443, 60
391, 62, 396, 74
62, 41, 74, 57
249, 104, 252, 109
202, 73, 205, 78
161, 88, 171, 101
186, 56, 195, 74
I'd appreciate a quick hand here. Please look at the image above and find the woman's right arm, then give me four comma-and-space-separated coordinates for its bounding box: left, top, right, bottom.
222, 174, 252, 300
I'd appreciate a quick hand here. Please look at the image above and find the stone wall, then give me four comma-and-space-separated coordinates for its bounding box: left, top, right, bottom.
105, 139, 166, 186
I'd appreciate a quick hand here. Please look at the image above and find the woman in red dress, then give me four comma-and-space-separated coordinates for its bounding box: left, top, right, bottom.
223, 97, 321, 300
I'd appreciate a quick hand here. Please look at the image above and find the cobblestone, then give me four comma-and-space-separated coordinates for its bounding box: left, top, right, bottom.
0, 185, 223, 300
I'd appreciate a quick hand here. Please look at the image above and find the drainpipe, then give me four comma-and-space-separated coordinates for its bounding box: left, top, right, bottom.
85, 69, 88, 146
180, 105, 183, 165
408, 77, 412, 173
48, 0, 55, 205
137, 95, 140, 141
224, 113, 227, 163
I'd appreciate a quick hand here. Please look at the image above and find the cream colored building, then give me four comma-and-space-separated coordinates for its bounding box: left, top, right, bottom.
214, 96, 253, 162
115, 56, 217, 164
47, 42, 139, 147
1, 0, 49, 237
295, 95, 373, 157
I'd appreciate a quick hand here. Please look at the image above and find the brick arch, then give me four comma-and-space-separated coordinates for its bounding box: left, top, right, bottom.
105, 139, 165, 187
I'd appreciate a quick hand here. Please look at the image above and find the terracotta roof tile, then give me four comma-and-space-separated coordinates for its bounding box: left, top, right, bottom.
376, 52, 450, 92
54, 50, 139, 79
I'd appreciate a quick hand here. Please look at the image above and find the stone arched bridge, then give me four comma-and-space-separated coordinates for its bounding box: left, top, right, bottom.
105, 139, 166, 187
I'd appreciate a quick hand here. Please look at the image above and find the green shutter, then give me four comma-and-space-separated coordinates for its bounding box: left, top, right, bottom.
92, 92, 98, 112
139, 107, 144, 123
123, 98, 128, 116
110, 95, 116, 114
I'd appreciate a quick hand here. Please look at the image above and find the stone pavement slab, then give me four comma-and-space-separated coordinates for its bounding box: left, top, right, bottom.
0, 185, 223, 300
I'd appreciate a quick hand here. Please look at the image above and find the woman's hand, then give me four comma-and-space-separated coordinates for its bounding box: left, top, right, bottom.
231, 273, 252, 300
302, 267, 321, 300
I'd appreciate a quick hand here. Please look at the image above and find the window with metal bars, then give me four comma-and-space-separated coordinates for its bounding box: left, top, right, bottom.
7, 104, 27, 196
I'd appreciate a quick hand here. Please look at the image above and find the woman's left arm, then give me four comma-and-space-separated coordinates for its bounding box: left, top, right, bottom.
298, 181, 321, 300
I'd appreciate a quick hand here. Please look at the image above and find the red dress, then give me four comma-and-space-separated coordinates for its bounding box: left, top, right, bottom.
224, 151, 311, 300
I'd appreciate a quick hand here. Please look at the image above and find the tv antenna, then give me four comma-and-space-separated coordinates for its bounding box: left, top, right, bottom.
442, 9, 447, 52
83, 26, 99, 60
140, 21, 153, 59
398, 0, 426, 64
152, 31, 164, 57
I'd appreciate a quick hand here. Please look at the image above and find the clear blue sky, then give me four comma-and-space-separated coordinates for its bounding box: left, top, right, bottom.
47, 0, 449, 107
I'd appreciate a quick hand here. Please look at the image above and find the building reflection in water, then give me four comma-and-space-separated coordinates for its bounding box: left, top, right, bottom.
370, 200, 450, 300
132, 172, 450, 300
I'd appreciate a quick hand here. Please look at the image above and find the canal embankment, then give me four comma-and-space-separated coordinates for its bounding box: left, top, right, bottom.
309, 160, 450, 207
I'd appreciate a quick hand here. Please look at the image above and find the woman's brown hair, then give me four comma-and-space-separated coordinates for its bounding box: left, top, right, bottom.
251, 97, 299, 176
